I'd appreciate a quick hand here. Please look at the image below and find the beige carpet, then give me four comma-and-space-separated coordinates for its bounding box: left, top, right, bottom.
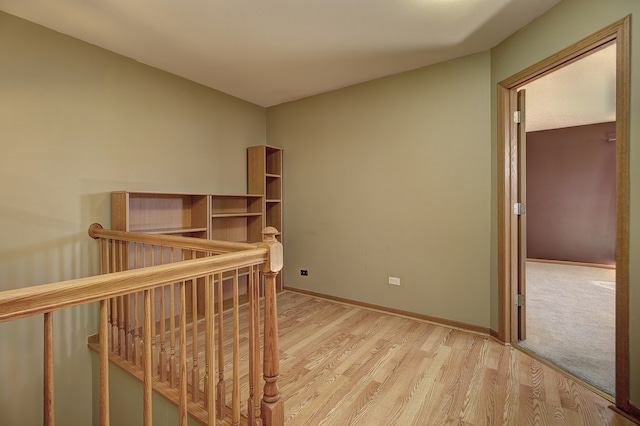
517, 261, 615, 396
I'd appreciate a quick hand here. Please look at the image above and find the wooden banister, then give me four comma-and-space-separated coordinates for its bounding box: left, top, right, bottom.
0, 248, 268, 323
0, 224, 284, 426
88, 223, 257, 253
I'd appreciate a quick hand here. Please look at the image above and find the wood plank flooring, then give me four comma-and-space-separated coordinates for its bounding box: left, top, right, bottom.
259, 290, 633, 426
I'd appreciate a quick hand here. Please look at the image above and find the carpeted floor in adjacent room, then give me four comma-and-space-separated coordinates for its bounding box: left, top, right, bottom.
517, 261, 615, 397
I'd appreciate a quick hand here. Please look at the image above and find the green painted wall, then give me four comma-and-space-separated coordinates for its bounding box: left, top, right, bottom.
0, 11, 265, 425
267, 52, 492, 328
90, 352, 202, 426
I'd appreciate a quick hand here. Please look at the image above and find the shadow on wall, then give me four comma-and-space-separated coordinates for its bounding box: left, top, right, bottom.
0, 192, 108, 425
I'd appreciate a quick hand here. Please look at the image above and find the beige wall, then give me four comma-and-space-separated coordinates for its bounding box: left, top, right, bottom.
0, 11, 265, 425
267, 52, 492, 328
90, 352, 201, 426
490, 0, 640, 406
2, 0, 639, 420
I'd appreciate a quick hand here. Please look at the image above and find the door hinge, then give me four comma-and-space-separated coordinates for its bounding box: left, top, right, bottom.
513, 202, 526, 215
513, 111, 522, 124
515, 294, 526, 307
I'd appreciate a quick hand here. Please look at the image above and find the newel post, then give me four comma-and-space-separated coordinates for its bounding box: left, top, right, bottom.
259, 227, 284, 426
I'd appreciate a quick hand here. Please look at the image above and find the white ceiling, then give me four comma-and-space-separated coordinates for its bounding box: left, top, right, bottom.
0, 0, 563, 107
522, 43, 617, 132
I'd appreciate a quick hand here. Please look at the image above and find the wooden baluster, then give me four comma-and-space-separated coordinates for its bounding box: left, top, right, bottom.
124, 243, 138, 361
143, 289, 153, 426
116, 242, 126, 357
159, 284, 167, 382
150, 246, 157, 379
98, 237, 104, 274
232, 269, 240, 426
169, 248, 177, 388
99, 300, 110, 426
110, 300, 117, 353
191, 251, 199, 403
179, 280, 188, 425
44, 312, 54, 426
105, 240, 115, 353
118, 295, 125, 358
204, 272, 216, 424
140, 244, 148, 365
159, 247, 167, 382
98, 238, 114, 359
133, 243, 140, 366
216, 272, 226, 419
260, 228, 284, 426
134, 292, 140, 366
247, 267, 255, 424
107, 239, 112, 275
248, 266, 263, 426
110, 240, 118, 353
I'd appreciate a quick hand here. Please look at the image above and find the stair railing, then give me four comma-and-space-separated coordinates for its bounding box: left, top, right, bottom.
0, 224, 283, 426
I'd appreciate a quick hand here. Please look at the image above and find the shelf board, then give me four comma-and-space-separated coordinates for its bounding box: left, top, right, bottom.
211, 212, 263, 218
116, 191, 209, 196
266, 173, 281, 178
266, 199, 282, 203
133, 227, 208, 235
211, 194, 263, 198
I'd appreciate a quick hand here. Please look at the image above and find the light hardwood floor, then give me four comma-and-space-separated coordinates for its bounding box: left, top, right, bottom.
248, 290, 634, 426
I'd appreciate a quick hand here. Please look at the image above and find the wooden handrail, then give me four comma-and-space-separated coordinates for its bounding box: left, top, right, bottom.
0, 246, 268, 323
88, 223, 257, 253
1, 224, 284, 426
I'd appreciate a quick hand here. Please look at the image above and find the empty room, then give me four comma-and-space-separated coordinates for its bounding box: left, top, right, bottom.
1, 0, 639, 425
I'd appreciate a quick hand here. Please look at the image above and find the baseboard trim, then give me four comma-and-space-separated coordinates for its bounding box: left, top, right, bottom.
527, 258, 616, 270
631, 404, 640, 420
283, 286, 491, 336
489, 328, 508, 345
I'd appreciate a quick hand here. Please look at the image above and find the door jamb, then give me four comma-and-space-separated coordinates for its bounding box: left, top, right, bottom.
496, 16, 630, 411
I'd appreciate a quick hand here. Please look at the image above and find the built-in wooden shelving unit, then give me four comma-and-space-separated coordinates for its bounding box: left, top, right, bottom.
248, 145, 283, 288
248, 145, 283, 238
111, 145, 284, 291
210, 194, 264, 243
111, 191, 209, 238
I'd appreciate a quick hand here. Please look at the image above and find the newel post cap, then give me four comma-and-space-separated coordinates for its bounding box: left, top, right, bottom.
88, 223, 104, 239
261, 227, 283, 273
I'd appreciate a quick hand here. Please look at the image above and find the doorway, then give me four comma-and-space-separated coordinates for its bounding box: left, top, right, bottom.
497, 16, 630, 412
516, 45, 617, 397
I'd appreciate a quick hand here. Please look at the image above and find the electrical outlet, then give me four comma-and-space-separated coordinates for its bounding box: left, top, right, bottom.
388, 276, 400, 286
300, 270, 309, 276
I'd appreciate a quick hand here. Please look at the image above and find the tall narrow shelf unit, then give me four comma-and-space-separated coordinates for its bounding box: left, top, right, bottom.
210, 194, 264, 243
248, 145, 283, 288
247, 145, 283, 237
111, 191, 209, 238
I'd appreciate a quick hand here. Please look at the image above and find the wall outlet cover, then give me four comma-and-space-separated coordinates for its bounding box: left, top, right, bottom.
388, 276, 400, 286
